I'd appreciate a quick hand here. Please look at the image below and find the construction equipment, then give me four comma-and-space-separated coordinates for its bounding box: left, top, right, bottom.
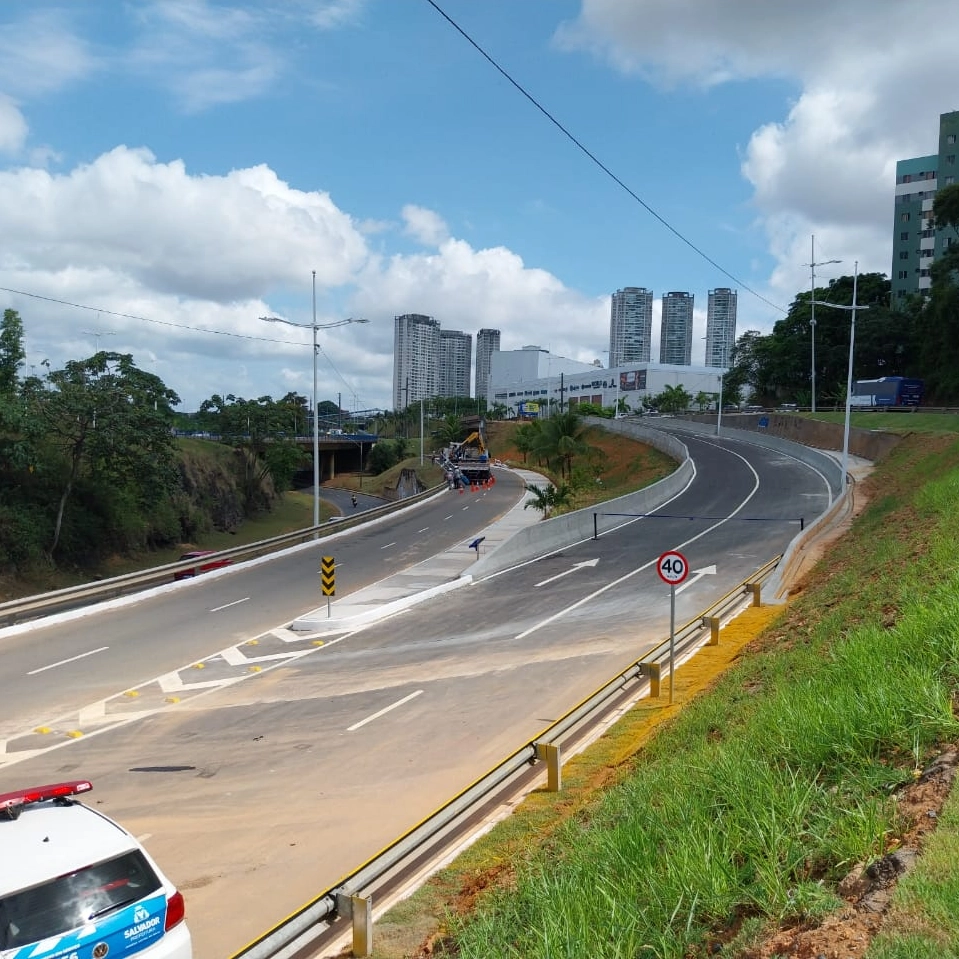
447, 425, 492, 485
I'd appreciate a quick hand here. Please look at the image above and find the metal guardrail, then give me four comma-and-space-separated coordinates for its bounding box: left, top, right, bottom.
0, 486, 444, 629
229, 554, 782, 959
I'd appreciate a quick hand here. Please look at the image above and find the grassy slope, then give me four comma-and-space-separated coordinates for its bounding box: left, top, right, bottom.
371, 428, 959, 958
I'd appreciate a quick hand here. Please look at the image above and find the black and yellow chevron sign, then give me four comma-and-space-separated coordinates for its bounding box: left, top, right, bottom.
321, 556, 335, 596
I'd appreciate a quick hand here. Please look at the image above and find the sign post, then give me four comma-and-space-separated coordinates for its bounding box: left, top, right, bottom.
321, 556, 335, 618
657, 551, 689, 704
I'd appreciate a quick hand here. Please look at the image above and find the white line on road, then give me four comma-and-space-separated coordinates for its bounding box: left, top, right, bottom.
444, 514, 453, 520
515, 448, 761, 640
535, 558, 600, 588
347, 690, 423, 731
210, 597, 250, 612
417, 527, 429, 533
380, 542, 396, 549
28, 646, 109, 675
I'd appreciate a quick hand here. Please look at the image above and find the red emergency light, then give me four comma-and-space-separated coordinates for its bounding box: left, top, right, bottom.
0, 780, 93, 820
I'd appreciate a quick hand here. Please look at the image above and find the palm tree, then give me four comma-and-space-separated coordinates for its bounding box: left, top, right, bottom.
540, 411, 589, 479
523, 482, 571, 519
432, 413, 465, 447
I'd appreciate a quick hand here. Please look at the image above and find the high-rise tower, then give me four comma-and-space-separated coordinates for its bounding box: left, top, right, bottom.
891, 110, 959, 304
704, 288, 737, 367
608, 287, 653, 367
438, 329, 472, 398
475, 328, 501, 402
393, 313, 439, 410
659, 292, 694, 365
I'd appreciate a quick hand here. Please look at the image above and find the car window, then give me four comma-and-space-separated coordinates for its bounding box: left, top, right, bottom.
0, 850, 162, 949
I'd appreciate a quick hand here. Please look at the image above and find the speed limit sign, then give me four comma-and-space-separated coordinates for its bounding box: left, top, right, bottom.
657, 550, 689, 585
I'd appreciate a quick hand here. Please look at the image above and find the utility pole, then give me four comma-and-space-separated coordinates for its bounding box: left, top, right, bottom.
807, 235, 842, 414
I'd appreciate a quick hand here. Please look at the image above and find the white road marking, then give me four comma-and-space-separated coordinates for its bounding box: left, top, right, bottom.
535, 559, 600, 588
417, 527, 429, 533
675, 565, 717, 595
515, 448, 761, 640
381, 542, 396, 550
28, 646, 109, 676
210, 597, 250, 612
348, 690, 423, 732
444, 514, 454, 520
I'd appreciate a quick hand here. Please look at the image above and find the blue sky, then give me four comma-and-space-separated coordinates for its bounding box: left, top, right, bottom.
1, 0, 957, 413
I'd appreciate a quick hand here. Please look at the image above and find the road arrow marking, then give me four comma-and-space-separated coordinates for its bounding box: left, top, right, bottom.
535, 559, 600, 588
675, 564, 717, 594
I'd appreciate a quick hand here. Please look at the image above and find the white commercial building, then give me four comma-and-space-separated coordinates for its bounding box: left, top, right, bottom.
489, 347, 725, 417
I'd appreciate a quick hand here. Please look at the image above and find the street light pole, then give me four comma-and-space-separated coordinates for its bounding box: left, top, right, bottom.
806, 235, 841, 414
311, 271, 319, 532
261, 284, 368, 538
812, 260, 867, 494
716, 370, 724, 437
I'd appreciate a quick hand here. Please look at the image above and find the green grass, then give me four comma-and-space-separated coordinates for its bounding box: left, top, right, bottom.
805, 411, 959, 434
371, 431, 959, 958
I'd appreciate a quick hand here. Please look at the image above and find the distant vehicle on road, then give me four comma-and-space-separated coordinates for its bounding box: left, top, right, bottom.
850, 376, 924, 408
173, 550, 232, 580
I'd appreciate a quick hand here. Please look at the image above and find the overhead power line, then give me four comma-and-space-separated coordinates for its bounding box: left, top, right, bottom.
0, 284, 371, 410
424, 0, 787, 315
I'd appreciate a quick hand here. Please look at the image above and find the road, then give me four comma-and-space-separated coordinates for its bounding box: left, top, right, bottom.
0, 432, 834, 957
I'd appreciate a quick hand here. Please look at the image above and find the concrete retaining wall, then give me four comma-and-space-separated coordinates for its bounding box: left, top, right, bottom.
657, 418, 844, 493
471, 416, 859, 582
469, 423, 692, 578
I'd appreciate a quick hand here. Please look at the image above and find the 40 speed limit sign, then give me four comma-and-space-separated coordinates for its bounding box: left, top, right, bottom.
657, 550, 689, 586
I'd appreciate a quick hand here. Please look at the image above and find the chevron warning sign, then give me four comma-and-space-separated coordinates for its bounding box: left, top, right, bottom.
321, 556, 335, 596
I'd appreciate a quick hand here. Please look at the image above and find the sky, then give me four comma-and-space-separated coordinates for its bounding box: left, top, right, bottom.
1, 0, 957, 415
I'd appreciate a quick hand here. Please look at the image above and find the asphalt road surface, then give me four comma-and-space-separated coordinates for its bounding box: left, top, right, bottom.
0, 433, 835, 957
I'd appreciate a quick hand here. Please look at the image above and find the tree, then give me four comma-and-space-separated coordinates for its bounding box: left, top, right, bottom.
650, 384, 692, 414
197, 393, 303, 508
537, 411, 591, 479
514, 421, 542, 465
934, 182, 959, 237
34, 352, 180, 555
523, 482, 571, 519
0, 308, 25, 399
432, 413, 465, 448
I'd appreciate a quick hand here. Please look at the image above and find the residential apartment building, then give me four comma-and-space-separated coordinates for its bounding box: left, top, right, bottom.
438, 329, 472, 398
475, 328, 500, 402
393, 313, 440, 410
659, 292, 694, 365
704, 288, 737, 367
608, 287, 654, 367
891, 110, 959, 303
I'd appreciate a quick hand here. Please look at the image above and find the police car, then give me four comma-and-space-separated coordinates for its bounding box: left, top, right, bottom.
0, 781, 192, 959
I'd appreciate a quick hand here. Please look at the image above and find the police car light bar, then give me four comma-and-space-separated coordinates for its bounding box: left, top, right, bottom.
0, 780, 93, 819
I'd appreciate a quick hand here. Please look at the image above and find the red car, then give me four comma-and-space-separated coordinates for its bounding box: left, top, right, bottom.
173, 550, 233, 580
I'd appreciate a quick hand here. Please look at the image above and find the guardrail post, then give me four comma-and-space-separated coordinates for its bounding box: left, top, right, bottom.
746, 582, 762, 606
641, 662, 661, 698
535, 742, 562, 792
335, 891, 372, 957
702, 615, 721, 646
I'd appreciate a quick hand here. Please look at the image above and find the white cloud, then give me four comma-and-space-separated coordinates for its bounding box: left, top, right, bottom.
128, 2, 282, 111
307, 0, 367, 30
0, 10, 97, 97
401, 205, 450, 247
0, 95, 27, 154
0, 146, 368, 300
557, 0, 959, 303
0, 149, 609, 412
